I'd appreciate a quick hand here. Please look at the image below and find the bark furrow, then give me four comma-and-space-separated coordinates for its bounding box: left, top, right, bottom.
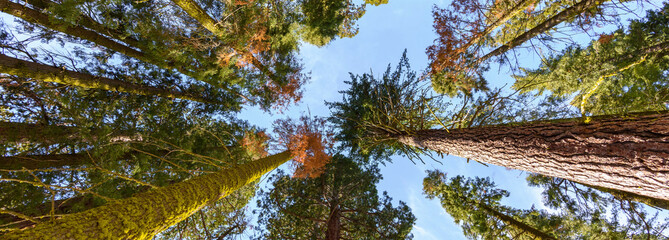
398, 112, 669, 201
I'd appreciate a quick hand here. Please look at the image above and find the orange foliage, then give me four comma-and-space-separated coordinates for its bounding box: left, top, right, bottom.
597, 33, 614, 45
273, 116, 335, 178
241, 131, 270, 158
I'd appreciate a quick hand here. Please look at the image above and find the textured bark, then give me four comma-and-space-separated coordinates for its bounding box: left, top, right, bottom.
2, 150, 292, 239
0, 195, 98, 230
0, 153, 89, 170
397, 111, 669, 201
478, 203, 557, 240
0, 0, 145, 61
0, 53, 221, 104
170, 0, 280, 83
325, 205, 342, 240
477, 0, 603, 64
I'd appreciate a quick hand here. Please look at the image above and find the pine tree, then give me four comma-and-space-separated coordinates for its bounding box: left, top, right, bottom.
513, 4, 669, 115
427, 0, 626, 96
255, 154, 415, 239
329, 53, 669, 202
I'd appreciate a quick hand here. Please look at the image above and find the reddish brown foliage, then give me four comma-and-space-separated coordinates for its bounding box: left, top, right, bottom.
273, 116, 335, 178
241, 131, 270, 158
597, 33, 614, 45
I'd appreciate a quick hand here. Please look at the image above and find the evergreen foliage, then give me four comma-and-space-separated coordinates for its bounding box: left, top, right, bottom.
513, 4, 669, 115
255, 154, 415, 239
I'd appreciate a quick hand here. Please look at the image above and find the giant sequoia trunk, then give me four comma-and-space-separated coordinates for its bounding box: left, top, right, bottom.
2, 150, 292, 239
397, 111, 669, 201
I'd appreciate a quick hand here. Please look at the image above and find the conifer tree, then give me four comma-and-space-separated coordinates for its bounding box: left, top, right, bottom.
255, 155, 415, 239
513, 4, 669, 115
329, 53, 669, 202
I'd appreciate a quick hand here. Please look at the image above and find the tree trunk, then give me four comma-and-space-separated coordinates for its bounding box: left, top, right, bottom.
397, 111, 669, 201
0, 0, 146, 61
477, 0, 603, 64
0, 54, 221, 104
325, 205, 342, 240
0, 121, 79, 145
2, 150, 292, 239
0, 121, 141, 145
0, 195, 98, 230
0, 153, 89, 170
477, 202, 557, 240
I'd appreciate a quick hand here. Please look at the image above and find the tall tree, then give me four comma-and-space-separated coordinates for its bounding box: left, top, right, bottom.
1, 150, 293, 239
255, 154, 415, 239
423, 170, 561, 239
426, 0, 627, 96
513, 4, 669, 115
424, 170, 668, 239
328, 53, 669, 202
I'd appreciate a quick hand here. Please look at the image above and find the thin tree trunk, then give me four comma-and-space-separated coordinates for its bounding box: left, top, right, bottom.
477, 202, 557, 240
0, 53, 222, 104
0, 121, 78, 145
0, 121, 141, 145
581, 183, 669, 210
0, 153, 89, 170
476, 0, 603, 65
2, 150, 292, 239
170, 0, 281, 83
0, 0, 146, 61
397, 111, 669, 201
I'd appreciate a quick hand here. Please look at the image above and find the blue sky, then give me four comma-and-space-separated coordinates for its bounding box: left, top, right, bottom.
241, 0, 549, 238
240, 0, 664, 239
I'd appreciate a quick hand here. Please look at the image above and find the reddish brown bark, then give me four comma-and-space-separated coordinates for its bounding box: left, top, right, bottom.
397, 111, 669, 201
325, 205, 342, 240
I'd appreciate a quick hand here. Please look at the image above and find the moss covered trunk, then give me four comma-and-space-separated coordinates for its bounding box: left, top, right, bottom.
0, 153, 89, 170
0, 121, 140, 145
0, 54, 220, 104
0, 121, 79, 145
2, 150, 292, 239
0, 0, 146, 61
397, 111, 669, 201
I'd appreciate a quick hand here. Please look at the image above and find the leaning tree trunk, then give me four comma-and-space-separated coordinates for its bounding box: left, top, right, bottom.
0, 54, 222, 104
397, 111, 669, 201
0, 0, 146, 61
0, 122, 141, 145
476, 0, 603, 65
477, 202, 557, 240
0, 153, 89, 170
2, 150, 292, 239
